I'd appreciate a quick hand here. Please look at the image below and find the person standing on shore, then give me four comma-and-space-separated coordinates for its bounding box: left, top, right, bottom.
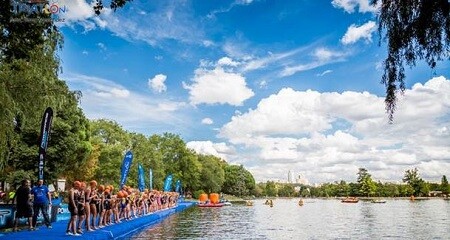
13, 179, 33, 231
76, 182, 86, 234
31, 179, 52, 229
66, 181, 81, 236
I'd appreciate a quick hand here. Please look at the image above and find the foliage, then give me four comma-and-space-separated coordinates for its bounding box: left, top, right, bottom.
371, 0, 450, 121
403, 168, 425, 196
0, 45, 90, 184
264, 181, 277, 197
198, 154, 225, 194
278, 184, 295, 197
192, 189, 205, 200
357, 168, 377, 197
222, 165, 255, 197
5, 169, 33, 189
93, 0, 134, 15
90, 120, 130, 186
441, 175, 450, 194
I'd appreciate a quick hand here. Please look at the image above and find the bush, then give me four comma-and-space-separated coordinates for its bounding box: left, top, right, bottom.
193, 189, 205, 199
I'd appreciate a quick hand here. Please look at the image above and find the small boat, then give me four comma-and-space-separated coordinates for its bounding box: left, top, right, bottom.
198, 202, 225, 208
219, 199, 232, 206
341, 197, 359, 203
222, 201, 232, 206
371, 199, 386, 203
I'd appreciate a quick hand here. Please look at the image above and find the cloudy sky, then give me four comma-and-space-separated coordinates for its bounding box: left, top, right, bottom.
55, 0, 450, 184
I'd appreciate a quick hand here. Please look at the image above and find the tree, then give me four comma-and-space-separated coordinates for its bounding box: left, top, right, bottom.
264, 181, 277, 197
278, 184, 295, 197
403, 168, 425, 196
91, 120, 130, 186
92, 0, 134, 15
337, 180, 350, 197
441, 175, 450, 195
198, 155, 225, 193
357, 168, 377, 197
372, 0, 450, 121
222, 165, 255, 197
176, 149, 202, 193
1, 49, 91, 183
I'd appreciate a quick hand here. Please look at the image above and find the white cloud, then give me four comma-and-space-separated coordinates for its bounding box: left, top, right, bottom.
280, 48, 346, 77
187, 141, 235, 161
341, 21, 377, 45
183, 60, 254, 106
148, 74, 168, 93
242, 47, 307, 72
331, 0, 379, 13
97, 42, 107, 51
218, 76, 450, 183
317, 70, 333, 77
58, 1, 206, 47
218, 57, 240, 67
201, 118, 214, 125
259, 80, 268, 89
63, 72, 189, 133
58, 0, 95, 22
102, 1, 205, 47
207, 0, 256, 19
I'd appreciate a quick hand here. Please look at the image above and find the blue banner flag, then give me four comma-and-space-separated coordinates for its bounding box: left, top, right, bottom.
149, 168, 153, 191
175, 179, 181, 193
38, 107, 53, 180
119, 151, 133, 189
138, 164, 145, 192
163, 174, 173, 192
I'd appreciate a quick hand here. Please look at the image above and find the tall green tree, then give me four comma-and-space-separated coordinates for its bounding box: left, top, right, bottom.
222, 165, 255, 197
441, 175, 449, 195
357, 168, 377, 197
403, 168, 425, 196
372, 0, 450, 121
176, 149, 202, 193
1, 49, 91, 183
337, 180, 350, 197
198, 154, 225, 193
147, 134, 166, 190
91, 120, 130, 186
264, 181, 277, 197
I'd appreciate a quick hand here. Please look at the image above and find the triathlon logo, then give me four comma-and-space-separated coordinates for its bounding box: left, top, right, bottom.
10, 0, 67, 22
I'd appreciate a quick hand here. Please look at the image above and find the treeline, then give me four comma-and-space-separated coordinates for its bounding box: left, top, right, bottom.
0, 5, 255, 198
256, 168, 450, 198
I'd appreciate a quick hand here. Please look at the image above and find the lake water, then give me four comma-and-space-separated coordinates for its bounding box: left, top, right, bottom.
127, 198, 450, 240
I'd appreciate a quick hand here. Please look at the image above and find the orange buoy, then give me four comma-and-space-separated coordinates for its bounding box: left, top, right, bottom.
199, 193, 208, 202
209, 193, 219, 204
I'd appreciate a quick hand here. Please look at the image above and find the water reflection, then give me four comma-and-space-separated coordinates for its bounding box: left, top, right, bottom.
126, 199, 450, 240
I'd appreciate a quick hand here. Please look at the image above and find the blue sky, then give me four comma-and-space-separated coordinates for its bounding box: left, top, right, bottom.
56, 0, 450, 184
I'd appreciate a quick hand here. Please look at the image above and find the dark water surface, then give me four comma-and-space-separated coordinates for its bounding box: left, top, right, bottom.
127, 199, 450, 240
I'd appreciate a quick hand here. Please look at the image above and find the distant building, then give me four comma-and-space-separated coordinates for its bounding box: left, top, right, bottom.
296, 174, 309, 185
288, 170, 293, 183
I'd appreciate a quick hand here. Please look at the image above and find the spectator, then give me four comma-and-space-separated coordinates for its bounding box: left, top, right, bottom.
13, 180, 33, 231
31, 179, 52, 229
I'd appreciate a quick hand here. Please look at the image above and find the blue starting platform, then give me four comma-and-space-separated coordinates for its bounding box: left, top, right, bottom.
0, 201, 194, 240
